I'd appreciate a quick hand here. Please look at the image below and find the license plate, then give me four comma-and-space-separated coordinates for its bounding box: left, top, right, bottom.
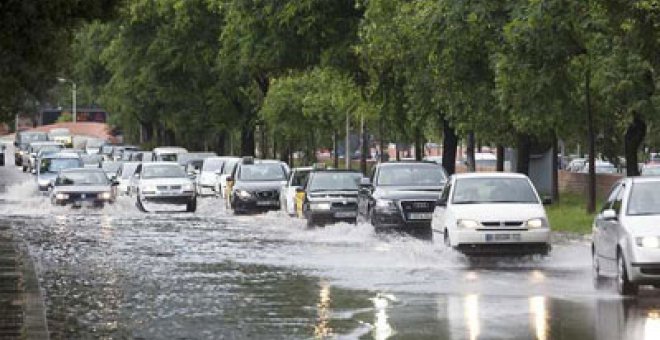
334, 211, 357, 218
486, 234, 521, 242
408, 212, 432, 220
257, 201, 278, 206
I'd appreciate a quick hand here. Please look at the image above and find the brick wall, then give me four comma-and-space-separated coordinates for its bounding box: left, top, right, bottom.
558, 170, 622, 198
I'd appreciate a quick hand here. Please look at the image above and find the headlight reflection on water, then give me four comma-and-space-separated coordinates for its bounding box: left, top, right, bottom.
314, 282, 332, 338
644, 310, 660, 340
529, 296, 548, 340
464, 294, 480, 340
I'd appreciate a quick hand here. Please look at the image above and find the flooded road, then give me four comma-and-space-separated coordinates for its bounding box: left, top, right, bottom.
1, 159, 660, 339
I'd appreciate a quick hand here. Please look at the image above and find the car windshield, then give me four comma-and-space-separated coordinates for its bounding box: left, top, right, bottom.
238, 163, 286, 181
627, 182, 660, 216
203, 159, 224, 171
222, 160, 238, 174
452, 177, 539, 204
38, 146, 62, 155
159, 153, 178, 162
120, 164, 139, 179
308, 172, 360, 192
377, 164, 446, 186
82, 155, 102, 164
142, 164, 186, 179
21, 133, 48, 143
41, 158, 83, 173
56, 172, 108, 186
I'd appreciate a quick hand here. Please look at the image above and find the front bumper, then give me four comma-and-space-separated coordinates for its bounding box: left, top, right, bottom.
53, 193, 113, 207
197, 184, 217, 196
308, 209, 358, 225
628, 246, 660, 283
232, 195, 280, 212
372, 208, 432, 228
452, 228, 551, 256
142, 192, 195, 205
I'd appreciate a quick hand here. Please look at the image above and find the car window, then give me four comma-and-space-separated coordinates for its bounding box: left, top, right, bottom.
376, 164, 446, 186
627, 182, 660, 216
612, 184, 625, 214
40, 158, 83, 173
159, 153, 178, 162
222, 160, 238, 175
602, 183, 622, 212
308, 172, 360, 192
56, 172, 109, 186
291, 171, 309, 187
440, 181, 452, 202
238, 163, 286, 181
142, 165, 186, 179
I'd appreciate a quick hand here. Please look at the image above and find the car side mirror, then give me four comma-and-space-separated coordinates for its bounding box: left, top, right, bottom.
111, 180, 119, 186
295, 187, 305, 194
437, 198, 447, 207
542, 197, 552, 205
602, 209, 617, 221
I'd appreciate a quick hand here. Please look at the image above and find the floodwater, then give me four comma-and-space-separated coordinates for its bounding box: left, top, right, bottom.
1, 155, 660, 339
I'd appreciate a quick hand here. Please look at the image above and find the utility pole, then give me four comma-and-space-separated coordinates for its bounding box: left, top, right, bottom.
345, 114, 350, 169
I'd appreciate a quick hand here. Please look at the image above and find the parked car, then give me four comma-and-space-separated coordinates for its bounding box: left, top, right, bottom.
299, 170, 362, 227
358, 161, 447, 230
432, 172, 552, 256
23, 141, 63, 173
50, 168, 117, 208
129, 151, 154, 163
48, 128, 73, 147
177, 152, 217, 167
593, 177, 660, 295
567, 158, 587, 172
36, 153, 84, 191
115, 162, 140, 195
133, 162, 197, 212
84, 138, 106, 154
279, 167, 312, 216
228, 158, 289, 214
112, 145, 139, 161
152, 147, 188, 162
184, 159, 204, 181
14, 131, 49, 166
580, 161, 618, 174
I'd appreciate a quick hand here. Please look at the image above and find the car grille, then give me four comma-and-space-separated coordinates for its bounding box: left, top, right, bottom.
256, 190, 278, 199
68, 193, 96, 200
640, 267, 660, 275
481, 221, 524, 228
400, 200, 435, 213
170, 185, 182, 190
331, 201, 357, 210
157, 185, 182, 191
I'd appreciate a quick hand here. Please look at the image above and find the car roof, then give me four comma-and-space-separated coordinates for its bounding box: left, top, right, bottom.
452, 172, 529, 179
379, 161, 441, 166
630, 177, 660, 184
60, 168, 105, 174
141, 161, 180, 167
43, 153, 82, 159
311, 169, 361, 173
293, 167, 313, 171
153, 147, 188, 153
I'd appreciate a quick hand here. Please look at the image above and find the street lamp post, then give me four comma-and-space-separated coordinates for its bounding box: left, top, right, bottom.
57, 78, 77, 123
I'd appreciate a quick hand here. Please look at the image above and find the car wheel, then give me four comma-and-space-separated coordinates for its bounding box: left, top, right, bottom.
186, 197, 197, 213
617, 252, 638, 296
592, 249, 606, 289
22, 165, 27, 172
306, 215, 316, 228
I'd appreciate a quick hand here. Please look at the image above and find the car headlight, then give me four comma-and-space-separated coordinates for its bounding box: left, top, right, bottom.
310, 202, 332, 211
141, 185, 157, 192
55, 193, 69, 200
236, 189, 252, 199
636, 237, 660, 248
375, 199, 396, 209
457, 219, 480, 229
526, 218, 546, 229
98, 192, 112, 200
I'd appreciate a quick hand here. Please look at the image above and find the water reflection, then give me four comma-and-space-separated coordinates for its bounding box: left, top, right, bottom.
645, 310, 660, 340
529, 296, 548, 340
314, 281, 332, 338
464, 294, 480, 340
371, 293, 395, 340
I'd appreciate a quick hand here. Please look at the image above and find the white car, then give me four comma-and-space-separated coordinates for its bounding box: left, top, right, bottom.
116, 162, 140, 195
279, 167, 312, 216
152, 147, 188, 162
218, 157, 240, 199
593, 177, 660, 295
133, 162, 197, 212
433, 173, 551, 256
196, 157, 231, 196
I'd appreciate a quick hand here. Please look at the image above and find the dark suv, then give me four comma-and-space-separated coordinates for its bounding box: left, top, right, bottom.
358, 161, 447, 230
228, 158, 289, 214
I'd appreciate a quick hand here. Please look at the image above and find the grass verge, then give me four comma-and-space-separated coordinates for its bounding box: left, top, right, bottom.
547, 193, 597, 234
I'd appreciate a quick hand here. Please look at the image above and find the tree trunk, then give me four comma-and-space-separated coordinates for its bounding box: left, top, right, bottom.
586, 68, 596, 213
414, 127, 423, 161
395, 143, 400, 161
379, 118, 387, 162
516, 133, 530, 175
217, 131, 226, 155
360, 116, 368, 175
496, 145, 505, 172
241, 121, 255, 157
441, 118, 458, 175
466, 131, 476, 172
625, 114, 646, 176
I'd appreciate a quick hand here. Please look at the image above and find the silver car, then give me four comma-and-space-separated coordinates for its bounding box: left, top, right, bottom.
593, 177, 660, 295
36, 153, 84, 191
133, 162, 197, 212
50, 168, 117, 207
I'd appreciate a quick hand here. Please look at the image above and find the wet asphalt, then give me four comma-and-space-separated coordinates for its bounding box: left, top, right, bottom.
1, 147, 660, 339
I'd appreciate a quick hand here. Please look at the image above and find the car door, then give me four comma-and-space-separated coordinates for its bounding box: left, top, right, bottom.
603, 184, 626, 263
594, 184, 618, 260
281, 170, 294, 213
433, 180, 452, 233
596, 183, 623, 271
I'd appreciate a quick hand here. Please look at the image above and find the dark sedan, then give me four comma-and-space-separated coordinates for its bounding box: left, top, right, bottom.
50, 168, 117, 207
358, 161, 446, 230
300, 170, 362, 227
229, 159, 288, 214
